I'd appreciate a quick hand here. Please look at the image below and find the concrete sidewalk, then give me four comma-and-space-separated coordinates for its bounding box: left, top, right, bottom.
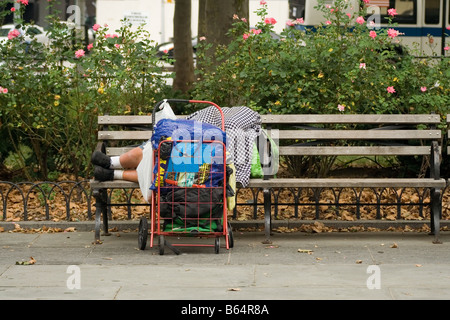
1, 222, 450, 302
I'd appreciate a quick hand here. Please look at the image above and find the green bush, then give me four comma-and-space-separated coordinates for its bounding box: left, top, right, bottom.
193, 0, 450, 177
193, 0, 450, 117
0, 1, 171, 180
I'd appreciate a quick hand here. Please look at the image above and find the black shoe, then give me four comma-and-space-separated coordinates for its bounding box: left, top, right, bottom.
94, 166, 114, 181
91, 151, 111, 168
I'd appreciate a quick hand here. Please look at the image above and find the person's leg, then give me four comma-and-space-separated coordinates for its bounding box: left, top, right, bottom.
92, 147, 143, 182
118, 147, 143, 169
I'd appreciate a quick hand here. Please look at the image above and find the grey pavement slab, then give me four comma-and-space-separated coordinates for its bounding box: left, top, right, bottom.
1, 228, 450, 304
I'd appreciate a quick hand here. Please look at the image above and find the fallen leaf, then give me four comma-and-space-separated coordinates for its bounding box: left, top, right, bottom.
415, 264, 422, 267
356, 260, 363, 264
228, 288, 241, 291
390, 243, 398, 248
298, 249, 313, 254
16, 257, 36, 265
64, 227, 76, 232
311, 221, 326, 233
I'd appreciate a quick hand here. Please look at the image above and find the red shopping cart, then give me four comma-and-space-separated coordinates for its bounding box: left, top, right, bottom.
138, 100, 233, 255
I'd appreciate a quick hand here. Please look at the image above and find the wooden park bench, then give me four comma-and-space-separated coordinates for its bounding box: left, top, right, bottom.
247, 113, 445, 244
90, 107, 445, 244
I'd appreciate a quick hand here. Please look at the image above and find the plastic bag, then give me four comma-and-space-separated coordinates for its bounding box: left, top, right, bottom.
250, 129, 279, 178
154, 100, 177, 126
136, 142, 154, 203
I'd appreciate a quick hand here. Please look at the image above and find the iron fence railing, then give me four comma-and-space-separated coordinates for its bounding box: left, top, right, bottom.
1, 180, 449, 223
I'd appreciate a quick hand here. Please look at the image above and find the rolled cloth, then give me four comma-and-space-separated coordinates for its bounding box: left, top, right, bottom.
187, 106, 261, 187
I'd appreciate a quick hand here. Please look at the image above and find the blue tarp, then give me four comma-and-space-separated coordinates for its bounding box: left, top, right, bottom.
150, 118, 227, 190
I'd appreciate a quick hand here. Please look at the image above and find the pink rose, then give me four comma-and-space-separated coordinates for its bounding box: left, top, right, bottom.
387, 86, 396, 94
356, 16, 365, 24
387, 8, 398, 16
369, 30, 377, 39
75, 49, 85, 58
92, 24, 101, 32
387, 28, 399, 38
420, 87, 427, 92
7, 29, 20, 40
264, 17, 277, 25
87, 43, 93, 51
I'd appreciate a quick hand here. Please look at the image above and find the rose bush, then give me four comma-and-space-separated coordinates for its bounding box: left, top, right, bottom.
0, 0, 171, 180
194, 0, 449, 117
193, 0, 450, 176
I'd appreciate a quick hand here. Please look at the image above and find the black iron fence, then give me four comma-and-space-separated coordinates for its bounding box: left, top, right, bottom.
1, 180, 449, 223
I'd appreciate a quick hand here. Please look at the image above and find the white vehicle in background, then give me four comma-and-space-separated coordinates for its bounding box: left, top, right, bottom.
289, 0, 450, 56
0, 24, 50, 46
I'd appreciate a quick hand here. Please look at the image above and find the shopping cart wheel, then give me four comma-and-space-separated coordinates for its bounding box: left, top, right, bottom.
214, 237, 220, 254
227, 222, 234, 249
159, 235, 165, 255
138, 217, 148, 250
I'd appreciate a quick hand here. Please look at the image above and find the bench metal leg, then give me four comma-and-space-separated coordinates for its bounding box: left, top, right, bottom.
94, 188, 110, 242
430, 188, 442, 244
262, 188, 272, 244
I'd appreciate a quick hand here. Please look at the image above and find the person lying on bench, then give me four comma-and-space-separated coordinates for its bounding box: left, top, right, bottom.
91, 148, 143, 182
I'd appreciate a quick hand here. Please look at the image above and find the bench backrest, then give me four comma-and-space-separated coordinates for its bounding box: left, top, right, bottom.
261, 114, 441, 157
97, 113, 441, 159
97, 115, 187, 156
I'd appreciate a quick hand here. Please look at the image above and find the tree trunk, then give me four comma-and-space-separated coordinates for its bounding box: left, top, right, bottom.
173, 0, 195, 93
198, 0, 207, 40
202, 0, 249, 69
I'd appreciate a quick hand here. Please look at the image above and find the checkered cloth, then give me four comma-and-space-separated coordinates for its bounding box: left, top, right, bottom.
187, 106, 261, 187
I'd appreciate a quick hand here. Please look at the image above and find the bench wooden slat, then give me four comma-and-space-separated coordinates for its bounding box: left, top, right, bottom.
98, 131, 152, 140
260, 114, 441, 124
274, 129, 441, 140
279, 146, 433, 156
92, 177, 447, 190
98, 115, 185, 125
99, 129, 441, 142
106, 147, 137, 156
247, 178, 446, 188
90, 179, 139, 189
98, 114, 441, 125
